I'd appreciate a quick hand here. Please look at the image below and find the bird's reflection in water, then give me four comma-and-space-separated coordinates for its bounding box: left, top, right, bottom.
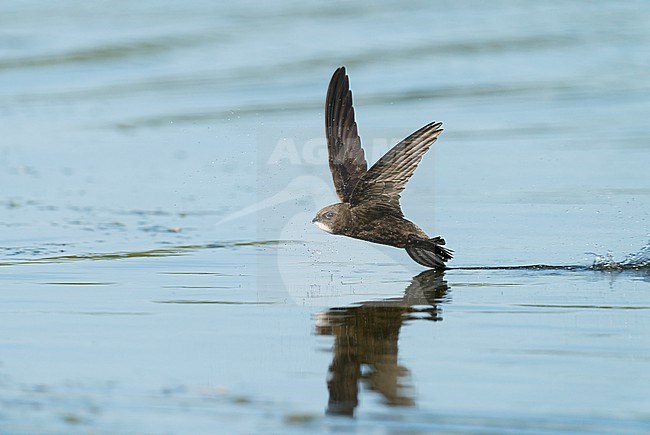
315, 270, 450, 417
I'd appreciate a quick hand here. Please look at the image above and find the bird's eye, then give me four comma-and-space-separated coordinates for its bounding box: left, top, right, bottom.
325, 211, 335, 219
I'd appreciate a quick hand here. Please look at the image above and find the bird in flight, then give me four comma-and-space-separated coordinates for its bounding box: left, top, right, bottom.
312, 67, 452, 268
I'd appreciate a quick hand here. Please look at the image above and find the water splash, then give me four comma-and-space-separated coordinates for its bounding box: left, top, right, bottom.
591, 240, 650, 270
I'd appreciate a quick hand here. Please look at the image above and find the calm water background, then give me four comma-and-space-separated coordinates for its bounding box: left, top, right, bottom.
2, 1, 650, 433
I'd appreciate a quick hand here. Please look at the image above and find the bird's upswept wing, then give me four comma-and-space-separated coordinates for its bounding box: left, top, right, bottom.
325, 67, 368, 203
349, 121, 443, 217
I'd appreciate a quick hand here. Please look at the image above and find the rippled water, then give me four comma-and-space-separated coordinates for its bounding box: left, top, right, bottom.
2, 1, 650, 433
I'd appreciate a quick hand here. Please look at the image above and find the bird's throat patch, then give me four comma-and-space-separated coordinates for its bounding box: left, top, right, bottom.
315, 221, 333, 233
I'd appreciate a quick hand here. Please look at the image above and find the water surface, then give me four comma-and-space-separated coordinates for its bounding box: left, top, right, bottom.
1, 1, 650, 433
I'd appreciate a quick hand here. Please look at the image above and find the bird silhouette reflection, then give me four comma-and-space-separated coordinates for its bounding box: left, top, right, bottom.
315, 269, 450, 417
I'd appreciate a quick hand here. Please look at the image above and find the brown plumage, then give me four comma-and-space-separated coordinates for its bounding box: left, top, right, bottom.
313, 67, 453, 268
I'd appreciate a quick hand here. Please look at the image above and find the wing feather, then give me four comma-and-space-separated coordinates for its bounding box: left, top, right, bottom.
325, 67, 368, 203
349, 122, 443, 216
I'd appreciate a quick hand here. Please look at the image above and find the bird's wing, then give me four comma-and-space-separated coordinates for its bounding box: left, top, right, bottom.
349, 121, 443, 216
325, 66, 368, 203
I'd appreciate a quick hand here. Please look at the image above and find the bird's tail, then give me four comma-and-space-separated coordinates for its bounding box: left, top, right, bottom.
405, 235, 453, 269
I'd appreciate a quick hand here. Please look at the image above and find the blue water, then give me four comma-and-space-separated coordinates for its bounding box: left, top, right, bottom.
1, 1, 650, 433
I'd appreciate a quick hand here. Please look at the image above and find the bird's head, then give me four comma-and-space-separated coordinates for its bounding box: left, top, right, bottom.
312, 203, 351, 234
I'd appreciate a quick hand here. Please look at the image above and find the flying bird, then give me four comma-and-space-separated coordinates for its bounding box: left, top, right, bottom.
312, 67, 452, 268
